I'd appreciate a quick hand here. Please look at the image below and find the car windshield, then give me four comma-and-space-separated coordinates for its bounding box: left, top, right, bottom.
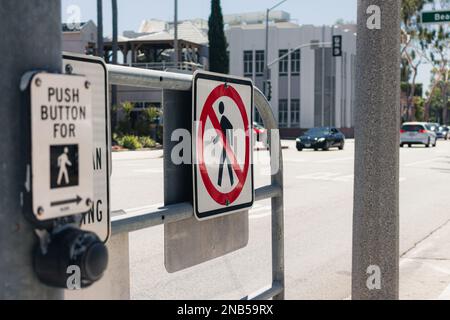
305, 128, 330, 136
253, 122, 264, 130
402, 125, 424, 132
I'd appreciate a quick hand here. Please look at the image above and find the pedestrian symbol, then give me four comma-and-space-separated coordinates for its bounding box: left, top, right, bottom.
214, 101, 234, 187
57, 147, 72, 185
50, 144, 79, 189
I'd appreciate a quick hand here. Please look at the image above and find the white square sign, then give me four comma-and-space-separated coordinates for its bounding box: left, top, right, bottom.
31, 73, 93, 221
192, 71, 254, 220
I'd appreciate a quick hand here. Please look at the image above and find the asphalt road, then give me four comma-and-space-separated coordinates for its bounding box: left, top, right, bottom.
110, 139, 450, 300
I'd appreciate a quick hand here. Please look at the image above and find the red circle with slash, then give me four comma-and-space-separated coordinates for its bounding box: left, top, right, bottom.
197, 84, 250, 206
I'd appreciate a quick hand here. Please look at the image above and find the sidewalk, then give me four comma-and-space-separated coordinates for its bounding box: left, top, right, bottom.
112, 149, 164, 161
400, 219, 450, 300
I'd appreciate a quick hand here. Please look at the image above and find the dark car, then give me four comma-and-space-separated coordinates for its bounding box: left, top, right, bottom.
296, 127, 345, 151
437, 126, 450, 140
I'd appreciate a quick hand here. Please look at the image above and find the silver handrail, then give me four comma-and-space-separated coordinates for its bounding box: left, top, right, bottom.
108, 64, 285, 300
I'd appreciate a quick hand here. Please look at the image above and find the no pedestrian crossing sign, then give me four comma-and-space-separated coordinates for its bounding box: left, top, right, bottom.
30, 73, 93, 221
192, 71, 254, 220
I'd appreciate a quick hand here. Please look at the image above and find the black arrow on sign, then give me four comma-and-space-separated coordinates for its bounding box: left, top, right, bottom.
51, 195, 82, 207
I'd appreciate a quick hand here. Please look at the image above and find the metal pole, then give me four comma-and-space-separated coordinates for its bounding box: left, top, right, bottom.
174, 0, 179, 66
352, 0, 401, 300
330, 25, 335, 126
0, 0, 63, 299
97, 0, 104, 58
254, 89, 285, 300
265, 8, 270, 87
321, 25, 326, 126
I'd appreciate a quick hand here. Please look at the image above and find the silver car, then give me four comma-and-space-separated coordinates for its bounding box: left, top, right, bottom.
400, 122, 437, 148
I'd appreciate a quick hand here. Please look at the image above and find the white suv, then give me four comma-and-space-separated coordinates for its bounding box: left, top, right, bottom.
400, 122, 437, 148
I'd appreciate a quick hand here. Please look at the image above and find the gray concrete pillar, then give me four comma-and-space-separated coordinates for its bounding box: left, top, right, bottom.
0, 0, 63, 300
352, 0, 401, 300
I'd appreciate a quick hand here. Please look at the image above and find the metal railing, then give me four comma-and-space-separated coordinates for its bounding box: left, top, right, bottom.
126, 61, 204, 72
108, 64, 285, 300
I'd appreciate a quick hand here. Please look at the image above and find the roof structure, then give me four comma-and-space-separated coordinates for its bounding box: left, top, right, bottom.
104, 19, 208, 47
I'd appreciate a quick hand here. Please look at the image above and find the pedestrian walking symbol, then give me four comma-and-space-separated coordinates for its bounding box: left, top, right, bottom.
50, 144, 79, 189
214, 102, 234, 187
57, 147, 72, 185
193, 71, 254, 220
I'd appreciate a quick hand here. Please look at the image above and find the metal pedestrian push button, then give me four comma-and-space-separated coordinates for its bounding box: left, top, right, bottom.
30, 73, 94, 221
34, 227, 108, 288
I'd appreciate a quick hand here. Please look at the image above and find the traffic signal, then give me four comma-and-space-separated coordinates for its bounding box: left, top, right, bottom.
332, 35, 342, 57
264, 80, 272, 101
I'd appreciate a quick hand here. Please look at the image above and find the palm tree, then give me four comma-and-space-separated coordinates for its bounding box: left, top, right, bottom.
111, 0, 118, 133
111, 0, 118, 64
97, 0, 104, 58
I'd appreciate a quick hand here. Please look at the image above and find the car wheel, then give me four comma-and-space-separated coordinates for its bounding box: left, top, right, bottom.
400, 144, 404, 148
425, 138, 430, 148
297, 148, 303, 152
408, 144, 412, 148
314, 148, 319, 151
339, 143, 344, 150
323, 142, 330, 151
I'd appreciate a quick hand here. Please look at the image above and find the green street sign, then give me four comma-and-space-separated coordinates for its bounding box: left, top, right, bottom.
422, 10, 450, 24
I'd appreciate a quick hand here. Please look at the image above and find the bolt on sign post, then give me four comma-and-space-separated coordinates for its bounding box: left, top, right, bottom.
352, 1, 401, 300
0, 0, 63, 299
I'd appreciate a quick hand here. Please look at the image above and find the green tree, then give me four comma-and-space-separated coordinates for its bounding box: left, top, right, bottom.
417, 1, 450, 122
400, 0, 432, 121
208, 0, 229, 74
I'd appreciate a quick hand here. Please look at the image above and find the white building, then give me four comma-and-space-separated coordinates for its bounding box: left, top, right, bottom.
62, 20, 97, 55
225, 12, 357, 137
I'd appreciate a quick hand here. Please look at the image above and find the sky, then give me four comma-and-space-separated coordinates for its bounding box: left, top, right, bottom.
61, 0, 432, 91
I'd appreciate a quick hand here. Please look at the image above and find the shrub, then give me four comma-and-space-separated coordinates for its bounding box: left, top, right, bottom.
138, 136, 157, 148
119, 135, 142, 150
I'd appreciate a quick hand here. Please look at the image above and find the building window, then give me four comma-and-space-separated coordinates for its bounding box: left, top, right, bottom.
291, 99, 300, 127
279, 99, 288, 128
244, 51, 253, 76
291, 49, 301, 75
255, 50, 265, 76
279, 49, 288, 76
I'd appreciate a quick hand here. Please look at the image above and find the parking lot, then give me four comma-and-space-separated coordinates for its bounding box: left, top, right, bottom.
111, 138, 450, 299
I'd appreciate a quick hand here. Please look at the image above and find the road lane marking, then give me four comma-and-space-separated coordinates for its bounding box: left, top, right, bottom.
317, 157, 354, 164
296, 172, 406, 183
404, 157, 445, 168
284, 158, 308, 163
133, 168, 164, 174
